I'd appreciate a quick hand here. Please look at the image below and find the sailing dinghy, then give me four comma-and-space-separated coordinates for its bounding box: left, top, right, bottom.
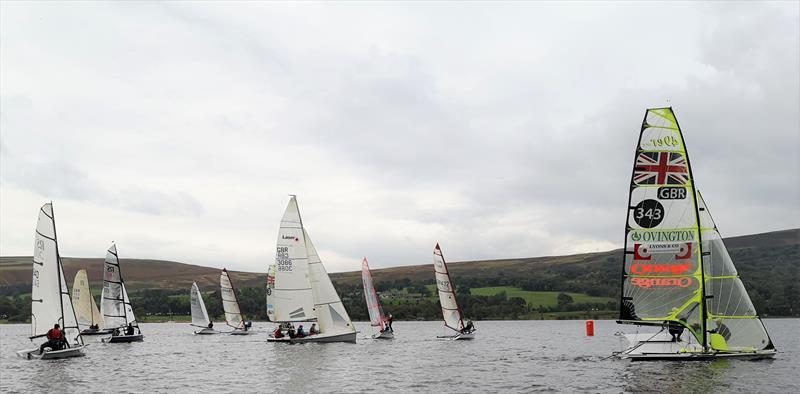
267, 196, 357, 343
616, 107, 776, 360
190, 282, 218, 335
221, 268, 254, 335
362, 258, 394, 339
434, 244, 475, 340
72, 269, 112, 336
100, 244, 144, 343
16, 203, 87, 359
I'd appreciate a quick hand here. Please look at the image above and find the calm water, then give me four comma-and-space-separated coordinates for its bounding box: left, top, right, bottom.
1, 319, 798, 393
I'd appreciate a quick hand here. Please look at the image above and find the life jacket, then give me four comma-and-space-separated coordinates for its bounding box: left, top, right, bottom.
46, 328, 63, 340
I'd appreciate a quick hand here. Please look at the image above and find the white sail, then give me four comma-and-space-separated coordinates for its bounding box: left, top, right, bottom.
220, 269, 245, 329
266, 264, 276, 322
190, 282, 211, 327
72, 269, 104, 329
433, 243, 465, 332
272, 196, 316, 322
306, 229, 355, 335
30, 203, 83, 345
101, 244, 139, 329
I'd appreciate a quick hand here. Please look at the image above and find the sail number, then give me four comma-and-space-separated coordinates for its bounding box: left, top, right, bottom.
633, 199, 665, 228
648, 136, 680, 148
657, 187, 686, 200
276, 246, 292, 272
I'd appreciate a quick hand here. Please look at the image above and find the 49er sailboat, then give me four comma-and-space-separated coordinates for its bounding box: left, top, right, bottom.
616, 107, 776, 360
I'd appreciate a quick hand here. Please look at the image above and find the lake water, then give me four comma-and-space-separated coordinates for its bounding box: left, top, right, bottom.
1, 319, 798, 393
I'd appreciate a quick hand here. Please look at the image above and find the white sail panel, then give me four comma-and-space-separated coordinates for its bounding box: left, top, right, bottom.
361, 258, 386, 329
30, 203, 82, 345
266, 265, 276, 322
220, 269, 244, 329
306, 230, 355, 335
101, 244, 138, 329
72, 269, 103, 329
433, 244, 464, 332
190, 282, 211, 327
273, 197, 315, 322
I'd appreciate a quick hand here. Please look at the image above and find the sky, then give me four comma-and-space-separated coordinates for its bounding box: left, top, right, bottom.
1, 2, 798, 273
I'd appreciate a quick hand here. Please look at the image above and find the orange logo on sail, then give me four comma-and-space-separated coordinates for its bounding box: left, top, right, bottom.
631, 277, 692, 288
631, 263, 692, 275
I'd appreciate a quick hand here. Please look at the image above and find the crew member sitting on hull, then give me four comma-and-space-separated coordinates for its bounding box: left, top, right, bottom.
39, 324, 66, 354
272, 326, 284, 338
461, 320, 474, 334
125, 323, 135, 336
296, 325, 306, 338
243, 321, 252, 331
309, 323, 318, 335
667, 321, 684, 342
207, 321, 214, 329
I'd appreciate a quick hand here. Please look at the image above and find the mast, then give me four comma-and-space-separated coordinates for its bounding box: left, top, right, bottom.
673, 109, 707, 352
51, 202, 70, 347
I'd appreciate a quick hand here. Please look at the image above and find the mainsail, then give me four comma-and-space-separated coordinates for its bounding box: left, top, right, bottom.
30, 203, 83, 346
266, 264, 276, 322
272, 196, 316, 323
361, 258, 387, 331
433, 243, 465, 332
101, 244, 138, 330
72, 269, 104, 329
190, 282, 211, 328
306, 229, 355, 335
619, 107, 774, 353
220, 269, 245, 329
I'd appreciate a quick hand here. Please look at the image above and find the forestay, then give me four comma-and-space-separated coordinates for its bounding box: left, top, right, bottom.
272, 196, 316, 323
433, 244, 465, 332
619, 107, 774, 353
220, 269, 245, 329
190, 282, 211, 328
101, 244, 138, 329
306, 229, 355, 335
361, 258, 387, 331
31, 203, 83, 345
72, 269, 104, 329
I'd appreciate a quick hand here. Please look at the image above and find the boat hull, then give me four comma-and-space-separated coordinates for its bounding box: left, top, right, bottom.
80, 328, 113, 336
103, 334, 144, 343
17, 344, 87, 360
618, 332, 776, 361
268, 331, 357, 344
230, 330, 255, 336
194, 328, 218, 335
437, 330, 476, 340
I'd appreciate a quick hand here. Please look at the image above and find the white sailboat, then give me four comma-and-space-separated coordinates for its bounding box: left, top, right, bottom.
221, 268, 253, 335
16, 203, 87, 359
615, 107, 776, 360
190, 282, 217, 335
100, 244, 144, 343
434, 244, 475, 340
72, 269, 112, 335
362, 258, 394, 339
267, 196, 357, 343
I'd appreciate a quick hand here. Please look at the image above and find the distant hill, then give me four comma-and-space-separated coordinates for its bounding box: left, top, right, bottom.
1, 228, 797, 318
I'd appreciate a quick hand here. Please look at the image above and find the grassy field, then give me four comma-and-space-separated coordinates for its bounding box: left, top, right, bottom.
470, 286, 613, 307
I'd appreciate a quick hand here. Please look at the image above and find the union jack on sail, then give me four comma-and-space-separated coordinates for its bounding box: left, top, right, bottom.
633, 152, 689, 185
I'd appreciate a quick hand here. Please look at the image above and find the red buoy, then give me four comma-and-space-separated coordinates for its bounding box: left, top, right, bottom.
585, 320, 594, 336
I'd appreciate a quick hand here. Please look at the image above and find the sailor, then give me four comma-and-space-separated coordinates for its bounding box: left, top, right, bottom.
462, 320, 474, 333
387, 314, 394, 331
39, 324, 66, 354
287, 324, 296, 338
667, 321, 684, 342
125, 323, 135, 336
207, 321, 214, 329
272, 326, 284, 338
89, 324, 99, 330
244, 321, 252, 331
309, 323, 318, 335
296, 325, 306, 338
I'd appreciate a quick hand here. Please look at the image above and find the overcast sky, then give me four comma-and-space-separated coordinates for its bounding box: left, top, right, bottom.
1, 2, 798, 273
